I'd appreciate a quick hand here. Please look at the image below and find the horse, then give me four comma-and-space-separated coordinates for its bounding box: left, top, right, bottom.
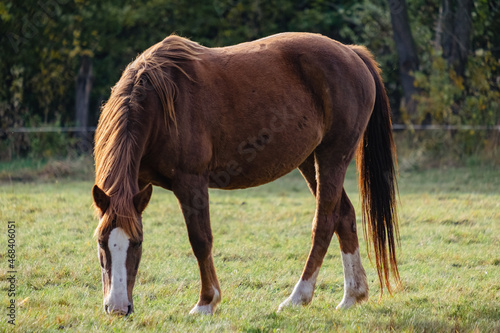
92, 32, 400, 316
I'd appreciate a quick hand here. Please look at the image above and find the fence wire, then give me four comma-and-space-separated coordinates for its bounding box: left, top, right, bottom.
2, 127, 97, 133
2, 125, 499, 134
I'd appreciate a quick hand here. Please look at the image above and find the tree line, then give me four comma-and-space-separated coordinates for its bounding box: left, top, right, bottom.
1, 0, 498, 160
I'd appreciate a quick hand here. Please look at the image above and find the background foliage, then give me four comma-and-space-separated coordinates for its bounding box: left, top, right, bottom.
1, 0, 499, 161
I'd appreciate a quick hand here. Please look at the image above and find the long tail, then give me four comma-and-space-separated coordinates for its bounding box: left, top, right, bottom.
350, 45, 401, 296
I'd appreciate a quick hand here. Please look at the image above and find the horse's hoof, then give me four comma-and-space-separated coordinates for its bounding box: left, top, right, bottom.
335, 298, 355, 310
277, 292, 310, 312
189, 287, 221, 315
277, 297, 300, 312
189, 304, 214, 315
277, 272, 318, 312
336, 290, 368, 310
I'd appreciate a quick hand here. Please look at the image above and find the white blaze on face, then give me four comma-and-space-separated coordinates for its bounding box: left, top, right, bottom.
106, 227, 130, 313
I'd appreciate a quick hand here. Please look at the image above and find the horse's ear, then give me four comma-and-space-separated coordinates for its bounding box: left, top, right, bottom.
93, 185, 110, 214
133, 184, 153, 214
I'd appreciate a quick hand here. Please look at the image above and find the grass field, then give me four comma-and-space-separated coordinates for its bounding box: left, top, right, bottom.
1, 162, 499, 332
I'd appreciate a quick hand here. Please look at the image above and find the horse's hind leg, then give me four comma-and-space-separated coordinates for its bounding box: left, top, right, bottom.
335, 189, 368, 309
172, 173, 221, 315
298, 153, 317, 197
278, 152, 346, 311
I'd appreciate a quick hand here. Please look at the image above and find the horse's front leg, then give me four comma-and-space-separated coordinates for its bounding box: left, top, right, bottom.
173, 173, 221, 315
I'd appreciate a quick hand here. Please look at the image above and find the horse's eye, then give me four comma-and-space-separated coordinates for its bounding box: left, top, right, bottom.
98, 242, 105, 249
134, 241, 143, 248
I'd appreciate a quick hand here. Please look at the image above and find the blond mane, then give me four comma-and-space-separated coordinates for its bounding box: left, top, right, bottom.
93, 35, 203, 241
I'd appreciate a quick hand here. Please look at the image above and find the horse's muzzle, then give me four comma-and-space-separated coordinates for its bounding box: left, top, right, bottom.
104, 303, 133, 316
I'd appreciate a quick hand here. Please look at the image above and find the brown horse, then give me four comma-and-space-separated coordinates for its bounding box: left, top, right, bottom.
92, 32, 400, 315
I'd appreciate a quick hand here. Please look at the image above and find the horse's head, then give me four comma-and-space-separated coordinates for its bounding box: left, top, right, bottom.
92, 184, 152, 316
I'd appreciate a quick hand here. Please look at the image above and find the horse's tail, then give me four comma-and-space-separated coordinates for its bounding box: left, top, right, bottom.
350, 45, 400, 296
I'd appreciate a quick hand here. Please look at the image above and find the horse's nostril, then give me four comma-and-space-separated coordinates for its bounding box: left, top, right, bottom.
126, 304, 132, 316
104, 304, 109, 313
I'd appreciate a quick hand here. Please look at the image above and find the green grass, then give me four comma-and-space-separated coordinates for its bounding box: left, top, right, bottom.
1, 163, 499, 332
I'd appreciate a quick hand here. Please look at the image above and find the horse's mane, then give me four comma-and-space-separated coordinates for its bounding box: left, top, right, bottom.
93, 35, 203, 241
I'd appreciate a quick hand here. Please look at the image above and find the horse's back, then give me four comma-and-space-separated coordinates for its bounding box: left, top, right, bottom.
202, 32, 375, 138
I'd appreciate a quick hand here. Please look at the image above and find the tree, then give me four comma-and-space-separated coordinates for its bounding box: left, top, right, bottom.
435, 0, 473, 77
0, 0, 498, 160
75, 54, 93, 150
387, 0, 420, 118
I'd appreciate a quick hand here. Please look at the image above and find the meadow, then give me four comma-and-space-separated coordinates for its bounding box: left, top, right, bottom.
0, 161, 499, 332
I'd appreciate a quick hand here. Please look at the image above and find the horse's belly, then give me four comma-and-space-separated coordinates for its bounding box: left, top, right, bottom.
204, 67, 326, 189
208, 125, 322, 189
